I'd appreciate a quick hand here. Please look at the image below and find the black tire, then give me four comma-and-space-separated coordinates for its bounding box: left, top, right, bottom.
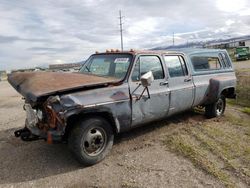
68, 117, 114, 166
205, 95, 226, 118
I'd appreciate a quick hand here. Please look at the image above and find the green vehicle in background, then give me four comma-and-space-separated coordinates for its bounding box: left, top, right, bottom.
235, 47, 250, 61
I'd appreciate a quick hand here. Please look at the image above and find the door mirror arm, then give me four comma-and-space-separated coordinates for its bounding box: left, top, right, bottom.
131, 71, 154, 100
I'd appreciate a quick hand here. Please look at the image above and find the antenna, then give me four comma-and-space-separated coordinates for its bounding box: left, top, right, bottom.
119, 10, 124, 51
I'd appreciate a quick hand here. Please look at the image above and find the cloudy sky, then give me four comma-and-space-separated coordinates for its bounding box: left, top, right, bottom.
0, 0, 250, 70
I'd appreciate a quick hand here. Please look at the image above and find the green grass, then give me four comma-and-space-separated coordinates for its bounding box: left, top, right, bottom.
242, 107, 250, 115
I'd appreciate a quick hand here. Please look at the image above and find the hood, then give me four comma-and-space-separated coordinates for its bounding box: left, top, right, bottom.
8, 72, 119, 102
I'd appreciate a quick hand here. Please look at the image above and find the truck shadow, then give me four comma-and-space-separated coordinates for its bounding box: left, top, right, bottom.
0, 110, 205, 184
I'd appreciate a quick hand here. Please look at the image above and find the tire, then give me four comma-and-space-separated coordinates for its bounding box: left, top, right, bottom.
68, 117, 114, 166
205, 95, 226, 118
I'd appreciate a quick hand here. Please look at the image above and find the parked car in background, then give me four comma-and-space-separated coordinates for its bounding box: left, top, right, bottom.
234, 47, 250, 61
8, 49, 236, 165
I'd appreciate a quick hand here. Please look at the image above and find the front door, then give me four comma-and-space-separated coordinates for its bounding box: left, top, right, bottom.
163, 55, 194, 116
129, 55, 170, 126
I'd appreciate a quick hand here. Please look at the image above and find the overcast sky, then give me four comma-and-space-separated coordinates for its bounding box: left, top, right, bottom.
0, 0, 250, 70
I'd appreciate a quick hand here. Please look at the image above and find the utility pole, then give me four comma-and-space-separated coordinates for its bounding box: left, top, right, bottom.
119, 10, 124, 51
173, 32, 175, 46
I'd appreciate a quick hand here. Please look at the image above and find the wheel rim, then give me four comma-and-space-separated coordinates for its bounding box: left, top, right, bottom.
216, 98, 224, 116
82, 127, 107, 157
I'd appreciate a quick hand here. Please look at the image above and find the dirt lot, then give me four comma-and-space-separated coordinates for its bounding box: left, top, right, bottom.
233, 60, 250, 70
0, 61, 249, 188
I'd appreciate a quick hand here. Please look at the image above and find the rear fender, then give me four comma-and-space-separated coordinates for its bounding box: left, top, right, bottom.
206, 76, 236, 104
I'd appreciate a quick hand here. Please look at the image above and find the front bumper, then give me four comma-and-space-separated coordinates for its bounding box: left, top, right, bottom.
14, 103, 63, 143
14, 124, 63, 143
14, 127, 39, 141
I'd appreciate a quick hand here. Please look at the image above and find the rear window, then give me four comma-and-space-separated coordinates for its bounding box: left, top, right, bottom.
191, 56, 221, 71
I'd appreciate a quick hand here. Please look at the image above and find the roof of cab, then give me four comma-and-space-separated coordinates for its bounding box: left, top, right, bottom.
95, 48, 227, 56
169, 48, 227, 56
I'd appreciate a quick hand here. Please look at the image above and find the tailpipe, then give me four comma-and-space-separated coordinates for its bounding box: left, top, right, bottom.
14, 128, 39, 141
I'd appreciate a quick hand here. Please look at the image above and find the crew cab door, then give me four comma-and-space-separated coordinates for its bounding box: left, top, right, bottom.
163, 55, 194, 115
129, 55, 170, 126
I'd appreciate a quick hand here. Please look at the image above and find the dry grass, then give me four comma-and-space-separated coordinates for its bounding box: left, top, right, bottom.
228, 68, 250, 107
163, 111, 250, 187
162, 68, 250, 187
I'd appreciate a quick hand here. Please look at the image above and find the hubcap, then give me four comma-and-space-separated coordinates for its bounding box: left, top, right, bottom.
216, 98, 224, 116
82, 127, 107, 156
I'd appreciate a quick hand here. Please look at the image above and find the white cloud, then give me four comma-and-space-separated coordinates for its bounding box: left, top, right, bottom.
216, 0, 246, 13
225, 19, 235, 26
0, 0, 250, 70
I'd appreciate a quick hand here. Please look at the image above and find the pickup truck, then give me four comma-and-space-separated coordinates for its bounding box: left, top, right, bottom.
8, 49, 237, 165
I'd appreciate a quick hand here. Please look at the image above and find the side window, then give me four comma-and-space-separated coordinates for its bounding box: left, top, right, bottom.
164, 56, 188, 77
191, 56, 221, 71
131, 56, 164, 81
219, 53, 227, 68
219, 53, 231, 68
223, 53, 231, 67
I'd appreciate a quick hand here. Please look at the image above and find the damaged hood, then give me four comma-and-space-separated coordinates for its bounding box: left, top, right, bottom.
8, 72, 119, 102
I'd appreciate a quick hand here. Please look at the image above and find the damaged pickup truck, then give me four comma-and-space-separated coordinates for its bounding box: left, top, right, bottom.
8, 49, 236, 165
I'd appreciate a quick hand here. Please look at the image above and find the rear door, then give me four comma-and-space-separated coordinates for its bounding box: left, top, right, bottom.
163, 55, 194, 115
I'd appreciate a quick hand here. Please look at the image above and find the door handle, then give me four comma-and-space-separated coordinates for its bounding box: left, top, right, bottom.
160, 81, 168, 86
184, 78, 191, 82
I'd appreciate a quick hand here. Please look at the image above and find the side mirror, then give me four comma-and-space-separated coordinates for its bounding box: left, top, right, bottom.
140, 71, 154, 87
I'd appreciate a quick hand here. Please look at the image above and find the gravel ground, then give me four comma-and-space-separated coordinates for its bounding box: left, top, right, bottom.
0, 81, 222, 188
233, 60, 250, 70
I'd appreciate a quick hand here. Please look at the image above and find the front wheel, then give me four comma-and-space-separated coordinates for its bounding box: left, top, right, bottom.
205, 95, 226, 118
68, 117, 114, 166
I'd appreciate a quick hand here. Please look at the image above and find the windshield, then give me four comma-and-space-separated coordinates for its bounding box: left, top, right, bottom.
79, 54, 132, 80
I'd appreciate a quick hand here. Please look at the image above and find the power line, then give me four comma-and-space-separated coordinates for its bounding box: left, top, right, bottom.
119, 10, 124, 51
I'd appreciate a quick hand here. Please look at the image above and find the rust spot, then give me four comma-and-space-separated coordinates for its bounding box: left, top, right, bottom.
8, 72, 119, 101
110, 91, 128, 100
44, 103, 65, 129
47, 132, 53, 144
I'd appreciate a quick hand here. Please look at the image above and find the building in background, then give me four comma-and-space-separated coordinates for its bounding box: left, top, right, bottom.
0, 70, 7, 81
205, 36, 250, 49
204, 36, 250, 61
49, 62, 85, 72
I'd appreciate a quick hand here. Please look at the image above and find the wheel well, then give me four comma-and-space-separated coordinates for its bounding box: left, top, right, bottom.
221, 87, 236, 99
63, 112, 118, 141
